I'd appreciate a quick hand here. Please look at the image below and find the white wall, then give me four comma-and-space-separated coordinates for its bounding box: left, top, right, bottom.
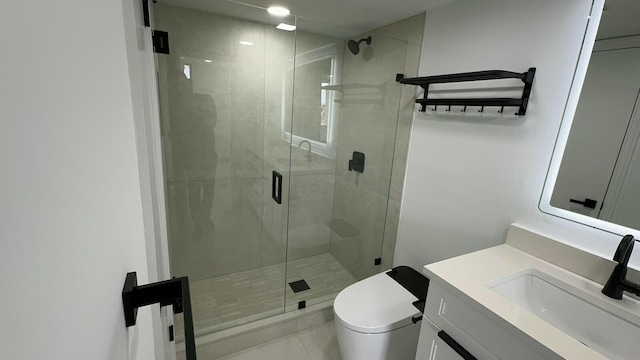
395, 0, 640, 272
0, 0, 157, 359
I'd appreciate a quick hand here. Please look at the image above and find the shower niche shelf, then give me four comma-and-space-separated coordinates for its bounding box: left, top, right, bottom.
396, 68, 536, 115
324, 83, 387, 107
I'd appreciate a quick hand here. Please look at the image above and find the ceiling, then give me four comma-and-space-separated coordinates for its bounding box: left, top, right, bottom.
157, 0, 456, 38
597, 0, 640, 39
156, 0, 640, 41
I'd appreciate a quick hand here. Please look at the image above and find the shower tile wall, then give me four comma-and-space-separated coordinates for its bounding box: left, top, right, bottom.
286, 33, 344, 264
330, 14, 426, 279
382, 14, 426, 272
157, 4, 279, 280
259, 26, 295, 268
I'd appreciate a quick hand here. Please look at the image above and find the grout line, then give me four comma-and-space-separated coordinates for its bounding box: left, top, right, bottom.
296, 331, 314, 360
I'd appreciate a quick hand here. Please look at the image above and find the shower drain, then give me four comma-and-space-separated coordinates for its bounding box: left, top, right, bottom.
289, 279, 310, 293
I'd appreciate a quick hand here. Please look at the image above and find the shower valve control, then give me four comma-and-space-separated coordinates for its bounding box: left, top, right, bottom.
349, 151, 365, 173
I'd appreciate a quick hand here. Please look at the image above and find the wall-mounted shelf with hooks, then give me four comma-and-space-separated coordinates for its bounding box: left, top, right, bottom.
396, 68, 536, 115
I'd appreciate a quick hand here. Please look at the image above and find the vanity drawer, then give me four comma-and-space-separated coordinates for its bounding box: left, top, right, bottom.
417, 318, 499, 360
424, 282, 558, 360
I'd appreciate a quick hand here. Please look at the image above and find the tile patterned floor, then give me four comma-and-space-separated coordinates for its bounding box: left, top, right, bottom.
216, 321, 342, 360
284, 253, 357, 312
176, 253, 357, 335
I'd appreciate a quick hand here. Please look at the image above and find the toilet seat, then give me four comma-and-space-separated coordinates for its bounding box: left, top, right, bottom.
334, 272, 420, 334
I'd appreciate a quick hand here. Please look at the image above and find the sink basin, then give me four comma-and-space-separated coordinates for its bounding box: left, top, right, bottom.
489, 269, 640, 360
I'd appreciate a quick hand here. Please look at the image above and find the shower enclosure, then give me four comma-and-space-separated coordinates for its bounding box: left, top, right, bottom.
152, 0, 423, 341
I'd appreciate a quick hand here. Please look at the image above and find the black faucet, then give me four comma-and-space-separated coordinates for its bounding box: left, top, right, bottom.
602, 235, 640, 300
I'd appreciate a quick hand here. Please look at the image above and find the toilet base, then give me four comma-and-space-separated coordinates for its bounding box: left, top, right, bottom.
335, 319, 421, 360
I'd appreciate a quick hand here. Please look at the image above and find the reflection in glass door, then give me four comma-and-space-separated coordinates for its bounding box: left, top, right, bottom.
154, 2, 296, 336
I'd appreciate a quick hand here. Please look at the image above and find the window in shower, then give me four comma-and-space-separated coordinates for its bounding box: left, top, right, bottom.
283, 43, 340, 157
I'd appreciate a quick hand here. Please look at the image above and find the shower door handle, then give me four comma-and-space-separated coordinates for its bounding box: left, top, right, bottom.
272, 170, 283, 204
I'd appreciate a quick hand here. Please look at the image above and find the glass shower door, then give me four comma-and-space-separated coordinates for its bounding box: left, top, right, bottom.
154, 2, 296, 336
284, 25, 409, 311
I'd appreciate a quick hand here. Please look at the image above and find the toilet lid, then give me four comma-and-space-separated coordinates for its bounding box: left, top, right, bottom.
334, 272, 421, 334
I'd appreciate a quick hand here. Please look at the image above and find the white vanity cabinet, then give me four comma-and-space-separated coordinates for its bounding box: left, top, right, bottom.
417, 318, 468, 360
416, 281, 557, 360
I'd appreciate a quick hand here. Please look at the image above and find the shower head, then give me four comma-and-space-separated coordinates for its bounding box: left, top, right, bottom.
347, 40, 360, 55
347, 36, 372, 55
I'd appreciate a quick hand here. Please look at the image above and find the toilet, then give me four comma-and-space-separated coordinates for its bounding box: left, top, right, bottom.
334, 266, 428, 360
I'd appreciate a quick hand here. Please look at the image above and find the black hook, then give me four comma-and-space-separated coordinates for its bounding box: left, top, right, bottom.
478, 106, 484, 113
432, 105, 437, 111
461, 106, 467, 112
446, 105, 451, 112
498, 106, 504, 113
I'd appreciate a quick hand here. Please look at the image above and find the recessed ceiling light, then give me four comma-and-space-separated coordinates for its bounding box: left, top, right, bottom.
239, 41, 254, 46
267, 6, 290, 16
204, 59, 212, 63
183, 64, 191, 79
276, 23, 296, 31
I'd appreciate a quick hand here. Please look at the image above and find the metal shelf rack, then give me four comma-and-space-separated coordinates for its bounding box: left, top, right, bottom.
396, 68, 536, 115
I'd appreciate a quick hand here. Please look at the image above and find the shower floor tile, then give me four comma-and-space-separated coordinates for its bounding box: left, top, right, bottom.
175, 252, 357, 335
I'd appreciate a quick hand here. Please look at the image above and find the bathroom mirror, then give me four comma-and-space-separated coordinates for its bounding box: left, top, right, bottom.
282, 42, 341, 156
541, 0, 640, 233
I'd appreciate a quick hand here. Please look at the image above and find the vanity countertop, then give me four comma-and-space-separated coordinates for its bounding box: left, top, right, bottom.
423, 244, 640, 360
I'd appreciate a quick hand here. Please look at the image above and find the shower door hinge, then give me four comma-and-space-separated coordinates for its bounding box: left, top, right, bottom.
153, 30, 170, 54
142, 0, 151, 27
142, 0, 170, 55
374, 258, 382, 266
168, 325, 174, 341
142, 0, 157, 27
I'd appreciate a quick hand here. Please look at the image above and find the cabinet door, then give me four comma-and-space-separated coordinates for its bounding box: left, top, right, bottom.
417, 319, 467, 360
424, 282, 553, 360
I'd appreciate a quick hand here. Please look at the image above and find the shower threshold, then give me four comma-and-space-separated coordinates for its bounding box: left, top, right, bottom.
175, 299, 336, 359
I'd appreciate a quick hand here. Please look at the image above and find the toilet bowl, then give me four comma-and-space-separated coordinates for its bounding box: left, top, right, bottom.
334, 267, 427, 360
